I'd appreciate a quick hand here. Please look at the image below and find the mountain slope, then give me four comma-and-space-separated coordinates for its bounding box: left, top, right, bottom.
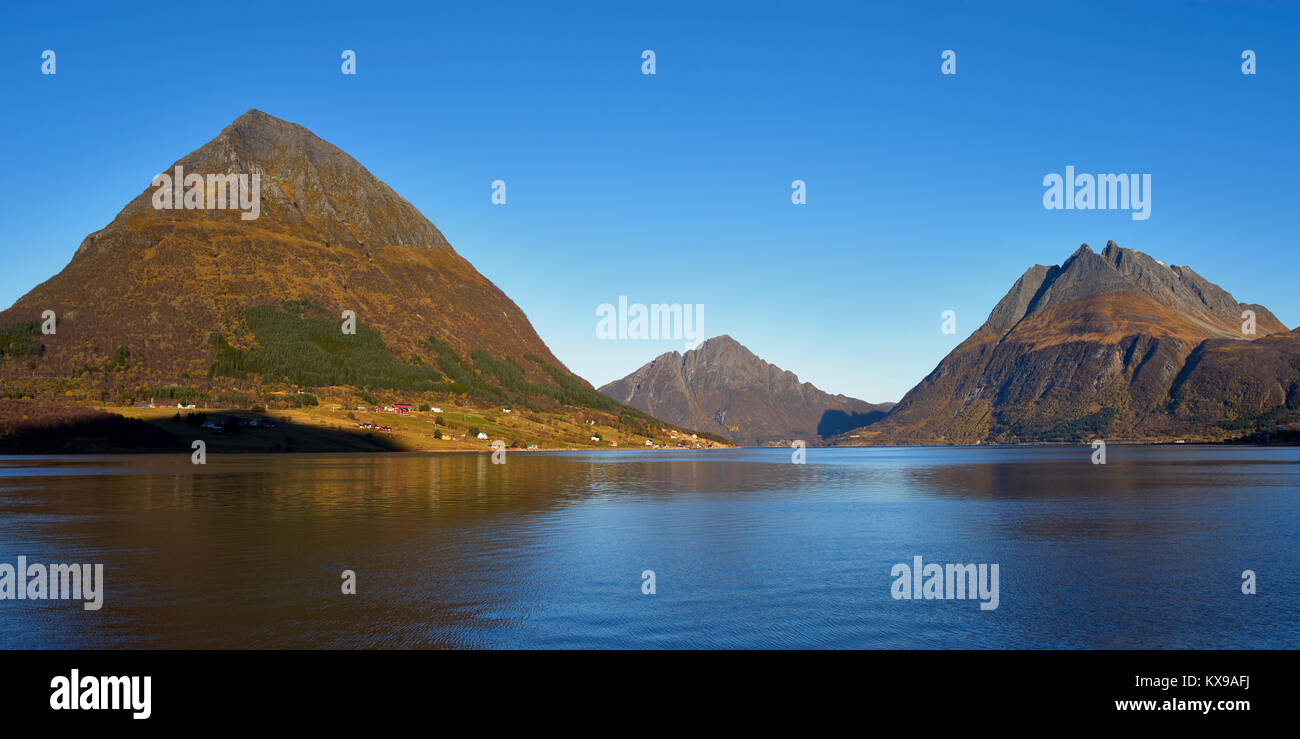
600, 335, 893, 444
842, 241, 1299, 444
1, 109, 564, 381
0, 109, 684, 446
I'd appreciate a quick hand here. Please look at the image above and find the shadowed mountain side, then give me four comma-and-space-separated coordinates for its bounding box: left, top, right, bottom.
0, 400, 179, 452
817, 408, 889, 438
0, 400, 399, 453
600, 335, 893, 444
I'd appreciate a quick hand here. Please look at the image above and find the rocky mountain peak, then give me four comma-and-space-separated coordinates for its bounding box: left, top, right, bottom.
601, 335, 891, 443
106, 109, 452, 257
981, 241, 1284, 339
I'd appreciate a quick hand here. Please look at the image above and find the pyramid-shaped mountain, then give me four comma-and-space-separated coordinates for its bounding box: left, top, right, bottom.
842, 241, 1300, 444
0, 110, 625, 423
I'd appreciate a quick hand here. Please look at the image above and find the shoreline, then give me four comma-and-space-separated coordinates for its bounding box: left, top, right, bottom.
3, 399, 1294, 455
3, 439, 1296, 457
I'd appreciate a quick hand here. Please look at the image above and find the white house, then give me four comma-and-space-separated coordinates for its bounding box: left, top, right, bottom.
476, 432, 489, 440
430, 407, 443, 413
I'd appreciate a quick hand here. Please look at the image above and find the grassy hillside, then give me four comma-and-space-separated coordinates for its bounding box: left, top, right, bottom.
1, 301, 730, 452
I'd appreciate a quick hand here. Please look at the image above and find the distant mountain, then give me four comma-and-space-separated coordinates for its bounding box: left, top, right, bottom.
599, 335, 893, 444
841, 241, 1300, 444
0, 110, 672, 441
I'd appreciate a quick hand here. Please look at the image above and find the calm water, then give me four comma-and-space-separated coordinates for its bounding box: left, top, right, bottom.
0, 446, 1296, 649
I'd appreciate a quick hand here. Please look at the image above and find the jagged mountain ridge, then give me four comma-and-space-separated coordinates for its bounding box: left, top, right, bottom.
600, 335, 893, 444
840, 241, 1299, 444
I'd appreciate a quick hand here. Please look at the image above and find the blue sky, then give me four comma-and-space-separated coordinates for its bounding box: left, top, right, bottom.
1, 1, 1296, 402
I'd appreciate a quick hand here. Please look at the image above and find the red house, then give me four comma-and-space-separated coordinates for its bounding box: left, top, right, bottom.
392, 403, 413, 415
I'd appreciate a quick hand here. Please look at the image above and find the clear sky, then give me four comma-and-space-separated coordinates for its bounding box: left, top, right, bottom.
1, 1, 1296, 402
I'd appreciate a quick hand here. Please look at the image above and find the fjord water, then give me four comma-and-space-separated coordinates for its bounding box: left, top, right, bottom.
0, 446, 1296, 649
